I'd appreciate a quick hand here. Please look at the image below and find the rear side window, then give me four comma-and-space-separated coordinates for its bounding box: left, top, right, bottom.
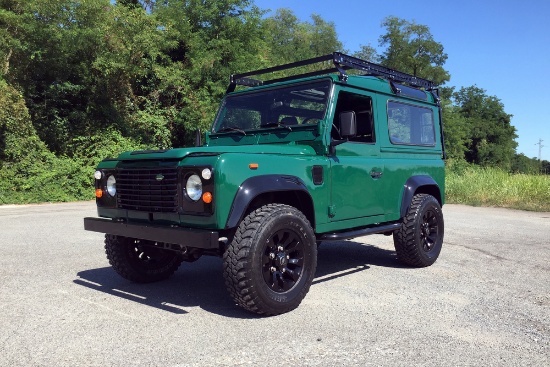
387, 101, 435, 146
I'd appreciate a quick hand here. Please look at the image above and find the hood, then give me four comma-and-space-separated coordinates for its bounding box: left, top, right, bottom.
116, 144, 317, 161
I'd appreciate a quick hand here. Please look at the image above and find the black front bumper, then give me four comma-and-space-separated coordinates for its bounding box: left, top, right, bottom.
84, 217, 219, 249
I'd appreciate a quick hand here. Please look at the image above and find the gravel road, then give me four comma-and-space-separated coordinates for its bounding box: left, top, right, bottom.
0, 202, 548, 366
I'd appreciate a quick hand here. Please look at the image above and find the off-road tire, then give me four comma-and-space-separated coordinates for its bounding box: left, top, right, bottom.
393, 194, 444, 267
223, 204, 317, 316
104, 235, 183, 283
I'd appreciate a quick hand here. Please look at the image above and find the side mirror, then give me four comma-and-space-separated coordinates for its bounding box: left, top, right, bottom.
340, 111, 357, 138
329, 111, 357, 155
195, 129, 202, 147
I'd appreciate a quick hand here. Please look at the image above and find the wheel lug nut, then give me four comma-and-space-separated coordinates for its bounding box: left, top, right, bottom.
270, 266, 276, 273
269, 253, 275, 259
278, 246, 284, 252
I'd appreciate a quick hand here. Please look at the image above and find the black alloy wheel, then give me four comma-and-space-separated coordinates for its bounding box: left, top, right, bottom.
420, 208, 440, 252
262, 229, 305, 293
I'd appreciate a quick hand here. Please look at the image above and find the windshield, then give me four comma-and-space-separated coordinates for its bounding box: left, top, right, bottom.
212, 81, 331, 133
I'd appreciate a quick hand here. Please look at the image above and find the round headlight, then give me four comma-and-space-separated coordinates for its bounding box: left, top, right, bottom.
94, 170, 102, 180
186, 174, 202, 201
106, 175, 116, 196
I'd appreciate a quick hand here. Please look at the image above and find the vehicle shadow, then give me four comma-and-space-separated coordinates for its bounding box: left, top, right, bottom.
314, 240, 404, 285
74, 240, 403, 318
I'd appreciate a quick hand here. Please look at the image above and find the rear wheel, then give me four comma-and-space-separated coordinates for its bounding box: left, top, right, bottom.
393, 194, 444, 267
104, 235, 183, 283
223, 204, 317, 316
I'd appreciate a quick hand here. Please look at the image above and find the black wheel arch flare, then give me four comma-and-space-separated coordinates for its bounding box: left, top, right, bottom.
225, 175, 315, 230
400, 175, 442, 218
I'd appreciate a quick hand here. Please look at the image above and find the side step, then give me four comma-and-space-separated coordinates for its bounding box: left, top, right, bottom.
317, 222, 402, 241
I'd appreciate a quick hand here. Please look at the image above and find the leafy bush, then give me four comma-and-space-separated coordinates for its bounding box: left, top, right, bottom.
0, 81, 142, 204
0, 80, 85, 203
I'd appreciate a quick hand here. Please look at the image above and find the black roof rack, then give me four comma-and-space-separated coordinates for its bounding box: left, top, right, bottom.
227, 52, 435, 93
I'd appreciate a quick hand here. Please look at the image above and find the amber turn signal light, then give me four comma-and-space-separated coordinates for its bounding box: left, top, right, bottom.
249, 163, 259, 170
202, 192, 213, 204
95, 189, 103, 198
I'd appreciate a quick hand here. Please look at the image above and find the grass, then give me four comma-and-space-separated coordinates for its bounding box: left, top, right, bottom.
446, 164, 550, 211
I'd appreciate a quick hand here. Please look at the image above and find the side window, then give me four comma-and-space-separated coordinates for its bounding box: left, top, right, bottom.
332, 91, 375, 143
387, 101, 435, 146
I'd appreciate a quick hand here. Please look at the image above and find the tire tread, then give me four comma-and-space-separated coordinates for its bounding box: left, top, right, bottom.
393, 194, 443, 267
223, 204, 315, 315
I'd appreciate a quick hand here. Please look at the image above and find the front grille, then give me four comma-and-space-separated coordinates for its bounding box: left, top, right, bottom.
117, 166, 178, 212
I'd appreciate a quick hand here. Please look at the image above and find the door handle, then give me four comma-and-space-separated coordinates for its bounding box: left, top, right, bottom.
370, 171, 383, 179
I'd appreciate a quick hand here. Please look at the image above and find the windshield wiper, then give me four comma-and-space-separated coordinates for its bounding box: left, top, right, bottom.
262, 122, 293, 131
216, 126, 247, 135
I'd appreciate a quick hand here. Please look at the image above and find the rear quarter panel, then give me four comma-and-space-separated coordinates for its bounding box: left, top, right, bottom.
375, 95, 445, 221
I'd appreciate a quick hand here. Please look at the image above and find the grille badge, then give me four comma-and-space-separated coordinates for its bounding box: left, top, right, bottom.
155, 174, 164, 181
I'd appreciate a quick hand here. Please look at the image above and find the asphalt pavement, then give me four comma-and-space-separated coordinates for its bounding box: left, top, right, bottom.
0, 201, 548, 366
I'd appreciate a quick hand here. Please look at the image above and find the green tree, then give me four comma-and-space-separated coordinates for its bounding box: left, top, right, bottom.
453, 86, 517, 170
353, 44, 378, 62
116, 0, 143, 8
262, 9, 344, 65
378, 16, 449, 85
511, 153, 541, 174
0, 0, 180, 154
0, 80, 40, 164
148, 0, 266, 146
2, 0, 108, 153
441, 103, 470, 161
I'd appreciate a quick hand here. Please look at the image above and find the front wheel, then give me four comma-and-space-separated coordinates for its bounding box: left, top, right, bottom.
223, 204, 317, 316
104, 235, 183, 283
393, 194, 444, 267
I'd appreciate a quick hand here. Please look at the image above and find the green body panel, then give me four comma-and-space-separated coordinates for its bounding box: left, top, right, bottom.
93, 72, 444, 236
329, 142, 383, 220
210, 152, 330, 229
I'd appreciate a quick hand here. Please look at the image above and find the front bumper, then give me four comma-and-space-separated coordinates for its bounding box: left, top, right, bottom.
84, 217, 219, 249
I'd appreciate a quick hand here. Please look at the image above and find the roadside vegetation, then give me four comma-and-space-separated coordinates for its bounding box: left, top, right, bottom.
1, 0, 549, 210
446, 161, 550, 211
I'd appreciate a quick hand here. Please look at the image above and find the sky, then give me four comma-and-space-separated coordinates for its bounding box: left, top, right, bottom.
253, 0, 550, 161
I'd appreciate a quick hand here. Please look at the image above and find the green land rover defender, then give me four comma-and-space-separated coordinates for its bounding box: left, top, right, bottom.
84, 53, 445, 315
